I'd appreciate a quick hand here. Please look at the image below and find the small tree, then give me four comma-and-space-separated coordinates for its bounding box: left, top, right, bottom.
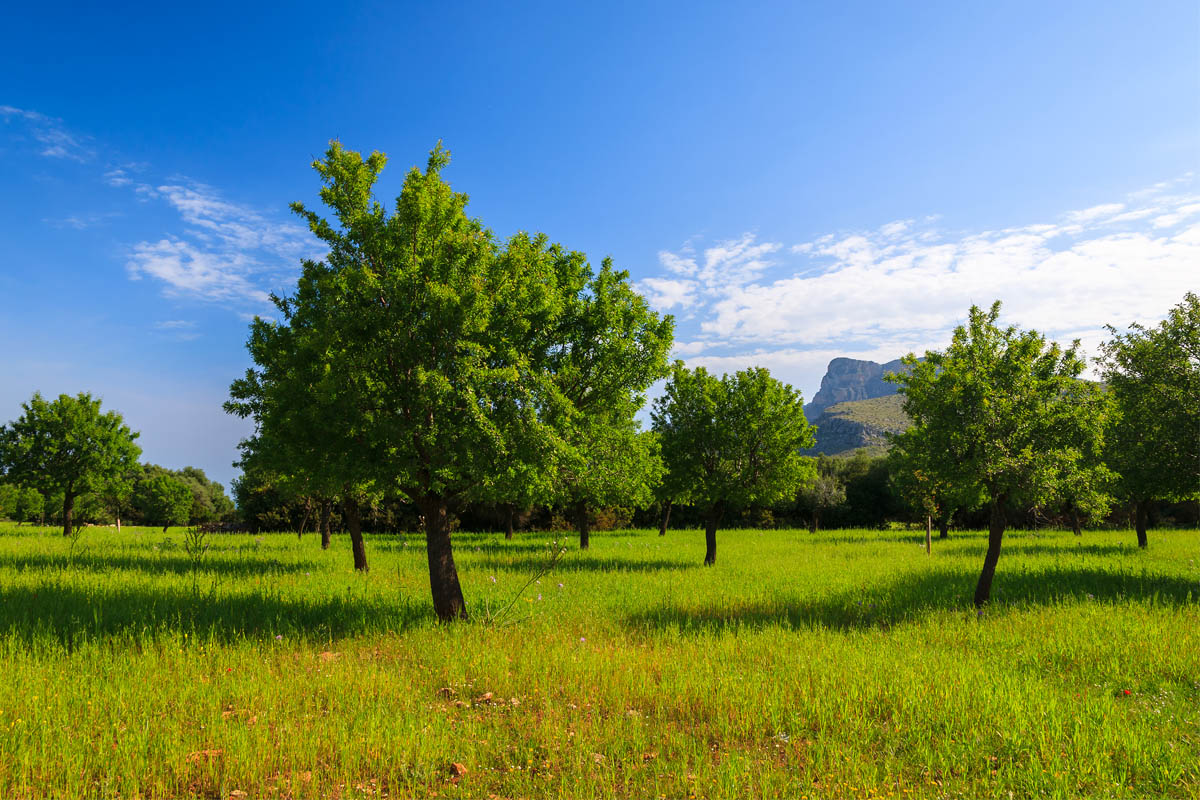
893, 302, 1108, 607
796, 470, 845, 532
136, 473, 192, 531
653, 364, 815, 565
0, 392, 142, 537
1099, 292, 1200, 547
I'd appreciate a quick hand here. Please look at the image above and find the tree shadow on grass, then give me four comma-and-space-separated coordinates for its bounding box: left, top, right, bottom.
931, 539, 1141, 559
624, 564, 1199, 635
0, 551, 319, 578
472, 551, 694, 575
0, 580, 432, 647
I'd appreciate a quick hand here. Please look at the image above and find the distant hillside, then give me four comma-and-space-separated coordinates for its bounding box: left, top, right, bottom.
803, 357, 910, 420
803, 394, 911, 456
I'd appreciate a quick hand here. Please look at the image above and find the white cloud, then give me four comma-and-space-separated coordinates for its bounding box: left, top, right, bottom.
636, 277, 698, 310
42, 211, 120, 230
127, 239, 273, 305
648, 178, 1200, 396
125, 183, 319, 306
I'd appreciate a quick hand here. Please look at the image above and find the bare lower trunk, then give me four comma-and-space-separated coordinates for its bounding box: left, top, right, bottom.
420, 497, 467, 622
810, 513, 818, 534
576, 501, 590, 550
62, 489, 75, 538
973, 497, 1006, 608
319, 500, 332, 550
925, 515, 932, 555
297, 498, 312, 540
938, 512, 950, 539
703, 502, 723, 566
116, 514, 121, 534
343, 497, 368, 571
1135, 499, 1149, 549
1070, 506, 1082, 537
505, 504, 514, 541
658, 500, 672, 536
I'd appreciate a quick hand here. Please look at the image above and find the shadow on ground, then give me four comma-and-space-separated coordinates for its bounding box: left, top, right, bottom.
625, 564, 1199, 635
0, 550, 319, 578
0, 581, 430, 647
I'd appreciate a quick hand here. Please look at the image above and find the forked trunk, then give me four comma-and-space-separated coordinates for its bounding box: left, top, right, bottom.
658, 500, 672, 536
319, 500, 332, 550
576, 501, 590, 550
343, 497, 368, 571
420, 497, 467, 622
1135, 499, 1149, 549
62, 489, 75, 538
505, 504, 514, 541
703, 502, 723, 566
973, 497, 1006, 608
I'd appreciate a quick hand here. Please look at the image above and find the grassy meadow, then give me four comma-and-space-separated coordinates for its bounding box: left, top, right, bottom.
0, 522, 1196, 799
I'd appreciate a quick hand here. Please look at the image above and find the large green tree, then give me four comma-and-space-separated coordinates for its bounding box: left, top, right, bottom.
0, 392, 141, 537
893, 302, 1108, 606
1099, 292, 1200, 547
230, 141, 627, 621
652, 364, 815, 565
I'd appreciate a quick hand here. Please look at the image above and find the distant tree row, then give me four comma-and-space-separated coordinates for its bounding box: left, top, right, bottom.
0, 392, 234, 532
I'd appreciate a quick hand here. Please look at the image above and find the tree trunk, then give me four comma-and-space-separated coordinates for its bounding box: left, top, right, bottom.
343, 498, 368, 571
973, 497, 1006, 608
319, 500, 332, 550
297, 498, 312, 540
925, 515, 932, 555
1070, 506, 1082, 537
576, 501, 590, 550
703, 502, 723, 566
810, 513, 818, 534
658, 500, 672, 536
116, 514, 121, 534
62, 489, 75, 538
505, 504, 514, 541
938, 510, 950, 539
420, 497, 468, 622
1135, 498, 1149, 549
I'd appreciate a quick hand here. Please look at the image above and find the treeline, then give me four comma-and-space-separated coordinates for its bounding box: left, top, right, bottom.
234, 448, 1199, 537
0, 392, 234, 531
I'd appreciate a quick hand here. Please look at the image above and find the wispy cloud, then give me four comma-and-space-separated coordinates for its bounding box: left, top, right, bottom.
125, 182, 319, 306
0, 105, 93, 161
42, 211, 121, 230
651, 177, 1200, 394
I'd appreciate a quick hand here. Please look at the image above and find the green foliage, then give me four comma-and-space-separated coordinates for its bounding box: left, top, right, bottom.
795, 469, 845, 531
893, 302, 1105, 511
653, 364, 816, 514
135, 473, 193, 529
13, 486, 44, 523
0, 392, 141, 535
1100, 291, 1200, 505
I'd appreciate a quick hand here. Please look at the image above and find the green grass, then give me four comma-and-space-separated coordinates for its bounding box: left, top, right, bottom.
0, 523, 1196, 799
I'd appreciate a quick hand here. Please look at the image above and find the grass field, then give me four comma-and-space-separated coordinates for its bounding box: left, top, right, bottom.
0, 523, 1195, 799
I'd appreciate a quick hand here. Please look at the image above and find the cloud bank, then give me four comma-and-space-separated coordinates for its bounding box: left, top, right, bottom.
646, 177, 1199, 395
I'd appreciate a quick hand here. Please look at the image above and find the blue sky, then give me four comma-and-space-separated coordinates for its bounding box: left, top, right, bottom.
2, 1, 1197, 490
